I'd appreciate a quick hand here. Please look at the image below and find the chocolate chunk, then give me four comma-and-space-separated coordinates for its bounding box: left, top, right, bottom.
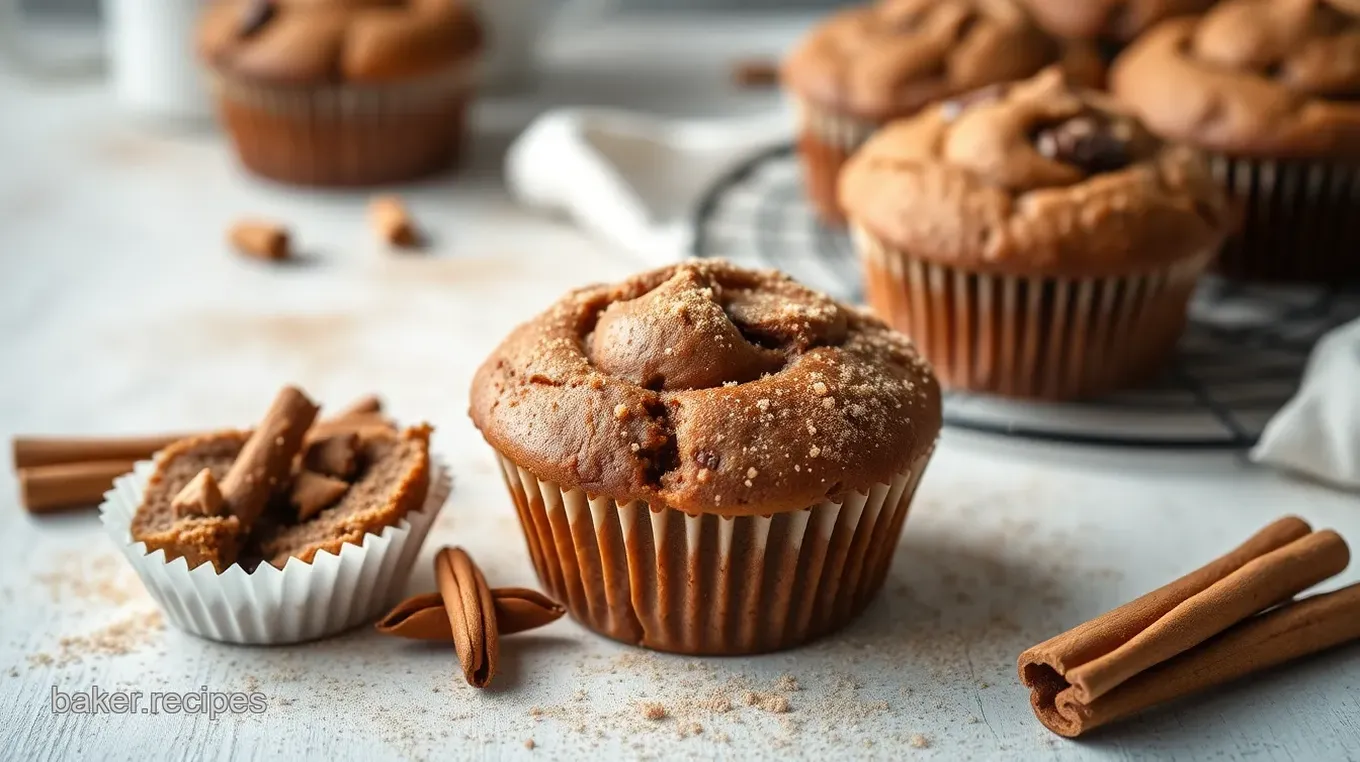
238, 0, 277, 38
1033, 113, 1134, 174
941, 84, 1008, 122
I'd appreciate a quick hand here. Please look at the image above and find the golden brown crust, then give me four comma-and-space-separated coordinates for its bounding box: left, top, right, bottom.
198, 0, 482, 85
781, 0, 1062, 121
1110, 3, 1360, 158
839, 68, 1231, 276
469, 261, 942, 517
1018, 0, 1214, 42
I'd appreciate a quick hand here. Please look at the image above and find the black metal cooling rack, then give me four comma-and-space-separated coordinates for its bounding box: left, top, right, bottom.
691, 144, 1360, 449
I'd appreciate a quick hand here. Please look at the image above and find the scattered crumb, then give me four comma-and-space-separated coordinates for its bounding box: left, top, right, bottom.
641, 702, 668, 721
677, 721, 703, 738
776, 674, 801, 692
744, 691, 791, 713
524, 739, 535, 750
911, 734, 930, 749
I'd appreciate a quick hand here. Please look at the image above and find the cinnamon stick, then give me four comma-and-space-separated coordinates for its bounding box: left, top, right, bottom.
369, 196, 421, 248
218, 386, 319, 529
13, 434, 188, 470
1019, 516, 1356, 737
436, 547, 499, 688
229, 220, 290, 261
12, 395, 385, 470
18, 459, 138, 513
330, 394, 383, 420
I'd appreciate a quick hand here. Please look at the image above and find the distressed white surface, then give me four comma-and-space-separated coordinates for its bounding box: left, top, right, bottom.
2, 17, 1360, 762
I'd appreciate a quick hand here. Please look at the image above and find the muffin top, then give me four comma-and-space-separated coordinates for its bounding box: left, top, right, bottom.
839, 68, 1230, 276
1018, 0, 1216, 43
470, 261, 941, 517
198, 0, 482, 85
1110, 0, 1360, 158
781, 0, 1062, 122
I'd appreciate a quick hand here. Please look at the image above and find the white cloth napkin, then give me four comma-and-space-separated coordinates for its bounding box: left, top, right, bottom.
1251, 318, 1360, 492
505, 108, 791, 266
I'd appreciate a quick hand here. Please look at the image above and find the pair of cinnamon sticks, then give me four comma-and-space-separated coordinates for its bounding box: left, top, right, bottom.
376, 547, 566, 689
1020, 516, 1360, 737
12, 395, 385, 514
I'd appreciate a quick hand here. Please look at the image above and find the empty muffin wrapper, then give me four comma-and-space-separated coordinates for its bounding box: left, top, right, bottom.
99, 458, 451, 645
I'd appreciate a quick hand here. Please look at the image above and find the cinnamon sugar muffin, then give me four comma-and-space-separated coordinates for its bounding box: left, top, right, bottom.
470, 261, 941, 654
1018, 0, 1216, 48
781, 0, 1082, 225
1111, 0, 1360, 281
197, 0, 482, 186
840, 68, 1231, 400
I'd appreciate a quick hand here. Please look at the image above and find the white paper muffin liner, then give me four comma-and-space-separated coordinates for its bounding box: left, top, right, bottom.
1207, 153, 1360, 282
99, 458, 451, 645
856, 225, 1213, 399
494, 448, 934, 655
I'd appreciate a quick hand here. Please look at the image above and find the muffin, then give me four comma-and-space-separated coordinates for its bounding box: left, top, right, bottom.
1111, 0, 1360, 282
197, 0, 482, 186
103, 386, 451, 644
132, 426, 432, 571
1019, 0, 1216, 55
840, 68, 1231, 400
781, 0, 1083, 225
470, 261, 941, 655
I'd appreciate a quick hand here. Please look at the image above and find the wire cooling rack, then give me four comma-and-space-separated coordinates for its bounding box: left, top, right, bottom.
692, 144, 1360, 449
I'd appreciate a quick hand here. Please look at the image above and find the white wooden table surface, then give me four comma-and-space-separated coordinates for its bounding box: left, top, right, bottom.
2, 16, 1359, 762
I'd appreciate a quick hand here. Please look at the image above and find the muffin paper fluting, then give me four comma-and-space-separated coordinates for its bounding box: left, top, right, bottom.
100, 459, 451, 645
494, 450, 933, 655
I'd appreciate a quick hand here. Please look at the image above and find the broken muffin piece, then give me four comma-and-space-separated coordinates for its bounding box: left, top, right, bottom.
130, 386, 431, 572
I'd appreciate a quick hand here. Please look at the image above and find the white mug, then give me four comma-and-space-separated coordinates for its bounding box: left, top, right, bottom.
0, 0, 211, 121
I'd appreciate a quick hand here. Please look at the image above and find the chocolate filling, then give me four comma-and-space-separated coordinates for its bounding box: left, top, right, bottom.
1032, 112, 1137, 174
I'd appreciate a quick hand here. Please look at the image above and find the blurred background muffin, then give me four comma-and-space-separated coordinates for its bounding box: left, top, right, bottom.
840, 69, 1230, 399
1111, 0, 1360, 282
197, 0, 483, 186
1018, 0, 1217, 61
781, 0, 1081, 226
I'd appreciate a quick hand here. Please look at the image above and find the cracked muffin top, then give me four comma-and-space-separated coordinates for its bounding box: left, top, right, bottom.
781, 0, 1064, 122
1110, 0, 1360, 158
469, 261, 941, 516
1018, 0, 1215, 44
198, 0, 482, 85
839, 68, 1231, 276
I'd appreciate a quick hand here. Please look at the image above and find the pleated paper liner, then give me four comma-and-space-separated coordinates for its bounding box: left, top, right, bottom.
210, 65, 475, 187
494, 449, 934, 655
795, 99, 879, 226
99, 458, 451, 645
856, 226, 1213, 400
1208, 154, 1360, 283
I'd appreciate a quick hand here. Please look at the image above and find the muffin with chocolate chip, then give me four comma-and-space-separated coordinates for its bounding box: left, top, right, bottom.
1111, 0, 1360, 282
840, 68, 1230, 400
781, 0, 1089, 225
197, 0, 482, 186
470, 261, 941, 655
